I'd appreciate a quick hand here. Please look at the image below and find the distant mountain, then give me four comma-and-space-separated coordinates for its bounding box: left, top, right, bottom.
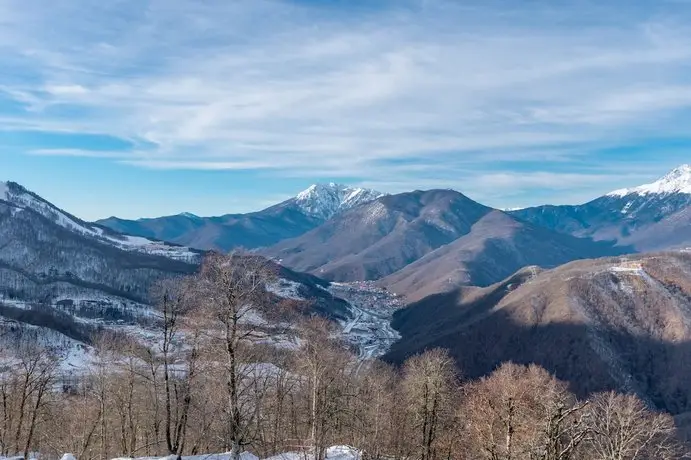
385, 252, 691, 415
292, 183, 386, 220
98, 183, 385, 251
510, 165, 691, 251
262, 189, 493, 281
262, 189, 625, 285
381, 210, 630, 302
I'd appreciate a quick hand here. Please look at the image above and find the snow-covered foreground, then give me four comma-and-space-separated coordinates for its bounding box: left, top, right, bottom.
264, 446, 361, 460
111, 453, 260, 460
0, 446, 361, 460
115, 446, 361, 460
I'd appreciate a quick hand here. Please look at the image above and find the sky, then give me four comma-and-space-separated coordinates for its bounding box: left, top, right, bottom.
3, 0, 691, 220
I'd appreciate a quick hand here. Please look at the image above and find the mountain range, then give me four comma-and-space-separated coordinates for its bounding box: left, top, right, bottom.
5, 165, 691, 422
260, 190, 628, 297
95, 165, 691, 300
98, 183, 385, 251
510, 165, 691, 252
8, 164, 691, 311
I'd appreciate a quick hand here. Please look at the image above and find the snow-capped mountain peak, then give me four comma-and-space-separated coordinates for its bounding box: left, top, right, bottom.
294, 183, 385, 220
607, 164, 691, 197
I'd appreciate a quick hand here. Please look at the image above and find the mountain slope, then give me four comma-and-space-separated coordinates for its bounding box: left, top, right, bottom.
1, 182, 197, 262
510, 165, 691, 251
98, 183, 385, 251
0, 182, 356, 354
262, 189, 494, 281
0, 183, 198, 326
385, 252, 691, 414
381, 210, 630, 301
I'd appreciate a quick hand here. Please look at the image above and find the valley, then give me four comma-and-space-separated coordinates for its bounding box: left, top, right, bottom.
329, 281, 402, 361
4, 168, 691, 458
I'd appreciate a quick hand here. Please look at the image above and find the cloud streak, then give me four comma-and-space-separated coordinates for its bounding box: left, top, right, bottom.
2, 0, 691, 208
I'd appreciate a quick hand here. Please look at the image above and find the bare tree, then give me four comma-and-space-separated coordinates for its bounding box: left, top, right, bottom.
46, 377, 103, 460
193, 252, 278, 460
584, 392, 687, 460
152, 277, 201, 459
462, 363, 589, 460
353, 362, 399, 459
0, 344, 59, 460
294, 317, 355, 460
402, 348, 459, 460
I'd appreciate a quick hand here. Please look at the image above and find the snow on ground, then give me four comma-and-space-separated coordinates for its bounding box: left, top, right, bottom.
1, 293, 158, 325
267, 279, 304, 301
0, 298, 32, 310
294, 183, 384, 220
0, 317, 97, 374
1, 447, 361, 460
112, 453, 259, 460
59, 340, 96, 372
0, 280, 402, 373
264, 279, 402, 360
607, 261, 662, 289
263, 446, 361, 460
608, 263, 646, 295
620, 201, 633, 214
99, 233, 198, 262
609, 264, 644, 273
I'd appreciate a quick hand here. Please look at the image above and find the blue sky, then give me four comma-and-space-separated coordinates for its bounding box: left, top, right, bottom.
3, 0, 691, 220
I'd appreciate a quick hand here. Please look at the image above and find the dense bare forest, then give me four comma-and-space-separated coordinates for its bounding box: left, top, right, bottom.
1, 253, 689, 460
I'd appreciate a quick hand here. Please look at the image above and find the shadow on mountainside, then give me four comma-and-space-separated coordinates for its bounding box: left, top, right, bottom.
383, 288, 691, 416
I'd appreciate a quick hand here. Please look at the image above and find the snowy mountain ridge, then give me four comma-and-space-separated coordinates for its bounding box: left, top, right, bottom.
608, 164, 691, 197
0, 181, 198, 262
293, 183, 385, 220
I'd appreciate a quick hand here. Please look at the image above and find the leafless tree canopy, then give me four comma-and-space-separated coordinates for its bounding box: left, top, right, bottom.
1, 253, 689, 459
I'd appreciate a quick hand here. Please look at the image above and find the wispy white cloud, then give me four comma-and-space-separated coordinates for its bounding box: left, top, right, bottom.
2, 0, 691, 206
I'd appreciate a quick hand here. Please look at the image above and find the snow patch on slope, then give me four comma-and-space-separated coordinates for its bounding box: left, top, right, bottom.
1, 182, 197, 262
295, 183, 385, 220
608, 164, 691, 197
0, 317, 97, 373
267, 279, 304, 300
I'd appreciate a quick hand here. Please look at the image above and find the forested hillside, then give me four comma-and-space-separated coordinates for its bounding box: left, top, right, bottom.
1, 254, 687, 460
